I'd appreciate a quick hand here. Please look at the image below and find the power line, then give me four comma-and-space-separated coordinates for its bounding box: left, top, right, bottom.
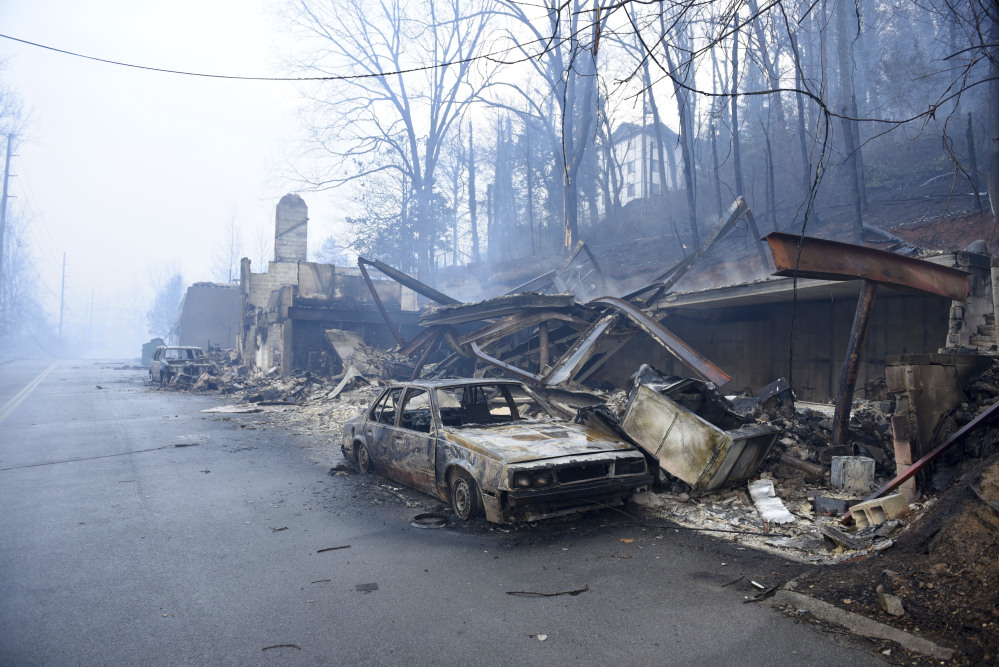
0, 32, 492, 82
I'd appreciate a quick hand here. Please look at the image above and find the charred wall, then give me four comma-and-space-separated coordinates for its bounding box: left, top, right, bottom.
596, 292, 951, 402
176, 283, 241, 350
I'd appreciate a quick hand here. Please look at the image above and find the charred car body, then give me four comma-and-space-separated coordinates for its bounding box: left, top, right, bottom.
148, 346, 215, 386
342, 379, 653, 523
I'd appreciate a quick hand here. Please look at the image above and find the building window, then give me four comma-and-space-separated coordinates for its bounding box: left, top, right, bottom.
627, 183, 636, 198
627, 160, 635, 175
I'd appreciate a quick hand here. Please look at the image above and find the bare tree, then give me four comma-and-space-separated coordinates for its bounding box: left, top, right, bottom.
146, 272, 185, 339
287, 0, 495, 281
491, 0, 606, 252
211, 212, 242, 284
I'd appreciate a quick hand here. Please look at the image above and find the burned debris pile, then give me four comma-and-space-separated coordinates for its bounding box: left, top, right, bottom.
168, 199, 999, 567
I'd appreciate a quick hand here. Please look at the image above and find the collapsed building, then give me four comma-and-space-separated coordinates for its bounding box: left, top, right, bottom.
338, 199, 998, 515
236, 194, 419, 377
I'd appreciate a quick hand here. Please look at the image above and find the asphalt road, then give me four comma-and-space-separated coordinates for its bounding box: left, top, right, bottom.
0, 359, 883, 665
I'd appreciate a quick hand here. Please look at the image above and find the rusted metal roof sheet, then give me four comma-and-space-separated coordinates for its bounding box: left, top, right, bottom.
765, 232, 970, 301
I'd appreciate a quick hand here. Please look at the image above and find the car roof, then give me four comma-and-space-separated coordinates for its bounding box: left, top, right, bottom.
156, 346, 205, 351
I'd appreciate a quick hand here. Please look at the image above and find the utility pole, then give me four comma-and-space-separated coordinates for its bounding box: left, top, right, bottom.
0, 134, 13, 317
59, 252, 66, 341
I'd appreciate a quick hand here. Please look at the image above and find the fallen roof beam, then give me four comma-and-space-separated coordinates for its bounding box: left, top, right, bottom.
420, 293, 575, 327
357, 257, 461, 306
626, 197, 752, 305
458, 310, 589, 347
357, 256, 460, 349
590, 296, 732, 387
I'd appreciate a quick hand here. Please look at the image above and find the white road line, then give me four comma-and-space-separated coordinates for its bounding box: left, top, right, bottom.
0, 361, 60, 424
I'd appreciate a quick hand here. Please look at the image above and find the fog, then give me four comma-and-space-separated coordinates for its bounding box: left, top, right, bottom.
0, 1, 338, 356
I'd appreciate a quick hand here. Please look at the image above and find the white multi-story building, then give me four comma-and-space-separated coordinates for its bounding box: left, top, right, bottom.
611, 121, 682, 206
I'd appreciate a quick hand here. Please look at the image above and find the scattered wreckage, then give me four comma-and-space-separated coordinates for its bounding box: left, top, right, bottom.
341, 378, 652, 524
175, 196, 999, 562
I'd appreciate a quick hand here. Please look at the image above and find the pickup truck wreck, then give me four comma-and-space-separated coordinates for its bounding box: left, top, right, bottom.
342, 378, 653, 524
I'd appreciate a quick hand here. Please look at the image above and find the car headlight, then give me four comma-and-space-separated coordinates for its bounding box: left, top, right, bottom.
512, 470, 556, 488
616, 458, 646, 475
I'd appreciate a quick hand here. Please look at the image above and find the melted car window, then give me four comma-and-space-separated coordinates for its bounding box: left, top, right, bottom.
371, 388, 403, 425
400, 389, 433, 433
435, 383, 553, 427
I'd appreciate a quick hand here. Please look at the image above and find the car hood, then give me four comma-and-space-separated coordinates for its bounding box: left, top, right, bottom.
444, 421, 632, 464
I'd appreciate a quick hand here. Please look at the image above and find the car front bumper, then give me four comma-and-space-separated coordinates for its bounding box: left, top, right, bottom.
483, 473, 653, 523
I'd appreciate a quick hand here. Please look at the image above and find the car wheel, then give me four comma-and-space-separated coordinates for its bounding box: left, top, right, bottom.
356, 442, 373, 474
159, 371, 169, 387
449, 471, 483, 521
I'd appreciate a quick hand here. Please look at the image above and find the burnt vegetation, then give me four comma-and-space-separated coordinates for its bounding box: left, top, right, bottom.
285, 0, 999, 283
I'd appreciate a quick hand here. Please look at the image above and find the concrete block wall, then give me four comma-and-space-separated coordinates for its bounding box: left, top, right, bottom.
944, 251, 992, 349
245, 261, 300, 309
886, 353, 989, 456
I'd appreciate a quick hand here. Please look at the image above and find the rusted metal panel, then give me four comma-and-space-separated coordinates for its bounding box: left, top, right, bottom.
589, 296, 731, 387
621, 384, 779, 493
832, 280, 879, 446
764, 232, 970, 301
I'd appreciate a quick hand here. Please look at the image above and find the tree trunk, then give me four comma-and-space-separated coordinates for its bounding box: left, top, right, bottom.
988, 11, 999, 219
731, 13, 745, 198
710, 120, 723, 217
468, 123, 480, 263
836, 0, 864, 237
523, 130, 534, 254
642, 62, 669, 200
793, 32, 812, 198
966, 112, 982, 210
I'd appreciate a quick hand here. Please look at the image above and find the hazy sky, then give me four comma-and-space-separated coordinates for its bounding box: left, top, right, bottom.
1, 0, 341, 353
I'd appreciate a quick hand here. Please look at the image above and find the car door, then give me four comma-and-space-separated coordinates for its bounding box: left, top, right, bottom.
363, 387, 403, 469
385, 388, 437, 494
149, 348, 162, 381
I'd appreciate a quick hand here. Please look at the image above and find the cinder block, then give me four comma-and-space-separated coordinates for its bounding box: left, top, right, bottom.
893, 438, 913, 466
850, 493, 911, 528
831, 456, 875, 494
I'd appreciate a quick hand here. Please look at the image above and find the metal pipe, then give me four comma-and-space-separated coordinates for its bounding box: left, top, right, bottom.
840, 398, 999, 524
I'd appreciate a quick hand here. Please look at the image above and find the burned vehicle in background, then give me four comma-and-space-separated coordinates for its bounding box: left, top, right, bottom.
148, 346, 215, 386
342, 379, 653, 523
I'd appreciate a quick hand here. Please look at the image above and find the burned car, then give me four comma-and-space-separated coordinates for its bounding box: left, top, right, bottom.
342, 379, 653, 524
148, 346, 215, 386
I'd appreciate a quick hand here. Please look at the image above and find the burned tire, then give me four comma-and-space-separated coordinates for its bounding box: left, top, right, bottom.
449, 470, 483, 521
356, 442, 374, 475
